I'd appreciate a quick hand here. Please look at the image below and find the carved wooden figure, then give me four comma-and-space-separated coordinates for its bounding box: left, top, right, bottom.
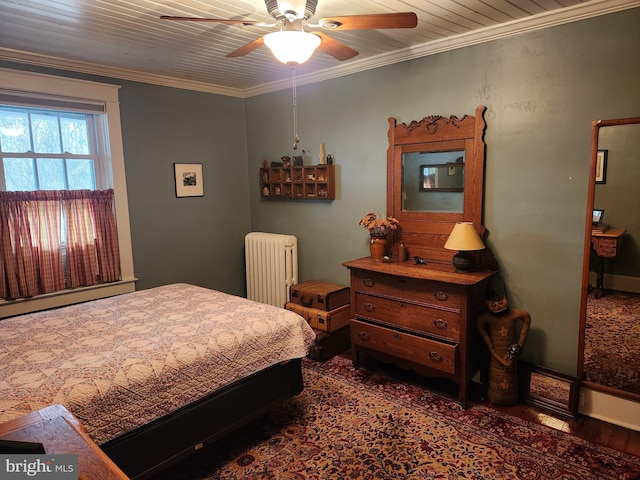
476, 299, 531, 405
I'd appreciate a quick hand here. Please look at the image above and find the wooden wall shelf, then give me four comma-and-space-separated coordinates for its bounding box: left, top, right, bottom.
260, 165, 335, 200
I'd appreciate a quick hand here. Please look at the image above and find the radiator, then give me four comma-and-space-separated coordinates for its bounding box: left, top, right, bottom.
245, 232, 298, 307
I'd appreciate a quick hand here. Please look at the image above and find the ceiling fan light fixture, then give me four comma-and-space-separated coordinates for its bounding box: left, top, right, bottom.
264, 31, 321, 64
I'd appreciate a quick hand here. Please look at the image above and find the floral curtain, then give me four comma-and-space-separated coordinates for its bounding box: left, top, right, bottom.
0, 189, 121, 300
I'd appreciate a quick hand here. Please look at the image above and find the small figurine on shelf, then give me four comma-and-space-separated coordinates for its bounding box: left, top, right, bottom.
281, 156, 291, 168
326, 154, 334, 165
261, 156, 269, 168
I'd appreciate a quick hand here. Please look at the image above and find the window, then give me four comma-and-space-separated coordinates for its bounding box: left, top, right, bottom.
0, 68, 135, 316
0, 106, 102, 191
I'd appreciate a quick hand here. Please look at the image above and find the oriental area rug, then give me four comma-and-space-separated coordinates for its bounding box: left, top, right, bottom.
153, 356, 640, 480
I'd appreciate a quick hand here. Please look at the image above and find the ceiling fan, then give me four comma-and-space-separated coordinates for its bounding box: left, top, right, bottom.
161, 0, 418, 64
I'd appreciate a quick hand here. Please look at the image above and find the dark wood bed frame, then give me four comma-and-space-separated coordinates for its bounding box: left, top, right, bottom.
101, 358, 304, 479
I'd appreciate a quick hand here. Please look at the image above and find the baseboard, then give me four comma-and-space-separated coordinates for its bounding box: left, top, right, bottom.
579, 387, 640, 432
588, 272, 640, 293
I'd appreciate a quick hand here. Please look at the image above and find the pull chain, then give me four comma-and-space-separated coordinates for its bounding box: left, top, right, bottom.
291, 65, 300, 150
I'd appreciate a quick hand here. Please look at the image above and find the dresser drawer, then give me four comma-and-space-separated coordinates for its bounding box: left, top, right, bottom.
599, 238, 619, 248
350, 320, 457, 375
354, 293, 460, 341
353, 271, 463, 311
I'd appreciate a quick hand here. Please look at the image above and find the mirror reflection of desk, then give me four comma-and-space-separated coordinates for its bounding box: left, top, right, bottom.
590, 227, 626, 298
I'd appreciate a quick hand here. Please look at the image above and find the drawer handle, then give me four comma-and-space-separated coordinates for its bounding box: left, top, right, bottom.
433, 319, 448, 330
434, 291, 449, 301
363, 278, 375, 288
364, 302, 376, 312
429, 351, 443, 363
358, 331, 371, 341
299, 295, 313, 307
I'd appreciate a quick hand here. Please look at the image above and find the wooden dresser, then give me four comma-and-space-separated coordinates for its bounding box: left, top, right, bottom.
343, 257, 493, 406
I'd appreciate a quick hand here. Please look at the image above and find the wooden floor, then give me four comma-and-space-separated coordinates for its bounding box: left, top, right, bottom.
491, 402, 640, 457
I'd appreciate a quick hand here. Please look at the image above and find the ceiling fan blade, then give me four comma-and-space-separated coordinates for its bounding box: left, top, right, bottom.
313, 32, 358, 61
226, 36, 266, 58
160, 16, 268, 27
318, 12, 417, 31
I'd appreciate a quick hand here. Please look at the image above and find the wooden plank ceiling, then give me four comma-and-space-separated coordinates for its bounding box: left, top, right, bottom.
0, 0, 638, 97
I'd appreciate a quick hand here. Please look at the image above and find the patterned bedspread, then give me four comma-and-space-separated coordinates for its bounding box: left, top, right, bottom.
0, 283, 316, 444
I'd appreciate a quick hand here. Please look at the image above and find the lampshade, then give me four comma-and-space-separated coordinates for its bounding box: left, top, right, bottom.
444, 222, 485, 272
264, 31, 321, 64
444, 222, 485, 251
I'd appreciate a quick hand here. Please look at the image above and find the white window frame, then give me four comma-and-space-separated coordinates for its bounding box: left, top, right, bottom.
0, 68, 136, 317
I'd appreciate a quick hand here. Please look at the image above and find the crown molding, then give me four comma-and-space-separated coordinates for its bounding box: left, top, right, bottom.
0, 48, 247, 98
245, 0, 640, 97
1, 0, 638, 99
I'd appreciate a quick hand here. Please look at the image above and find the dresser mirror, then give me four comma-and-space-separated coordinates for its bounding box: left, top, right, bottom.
578, 115, 640, 402
387, 105, 488, 264
404, 151, 465, 210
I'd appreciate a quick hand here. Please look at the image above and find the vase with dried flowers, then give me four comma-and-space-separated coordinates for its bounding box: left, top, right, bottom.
359, 212, 400, 260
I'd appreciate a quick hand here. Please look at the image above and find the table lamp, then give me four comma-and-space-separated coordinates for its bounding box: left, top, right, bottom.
444, 222, 485, 271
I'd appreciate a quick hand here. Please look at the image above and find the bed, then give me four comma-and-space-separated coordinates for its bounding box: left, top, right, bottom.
0, 283, 316, 479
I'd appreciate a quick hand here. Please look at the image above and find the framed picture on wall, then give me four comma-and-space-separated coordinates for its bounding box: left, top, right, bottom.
174, 163, 204, 197
595, 150, 608, 184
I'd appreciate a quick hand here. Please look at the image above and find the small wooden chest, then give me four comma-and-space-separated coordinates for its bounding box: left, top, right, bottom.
284, 302, 351, 332
290, 280, 350, 311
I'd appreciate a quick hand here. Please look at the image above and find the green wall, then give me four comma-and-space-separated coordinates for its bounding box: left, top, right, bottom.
116, 83, 249, 293
246, 8, 640, 374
